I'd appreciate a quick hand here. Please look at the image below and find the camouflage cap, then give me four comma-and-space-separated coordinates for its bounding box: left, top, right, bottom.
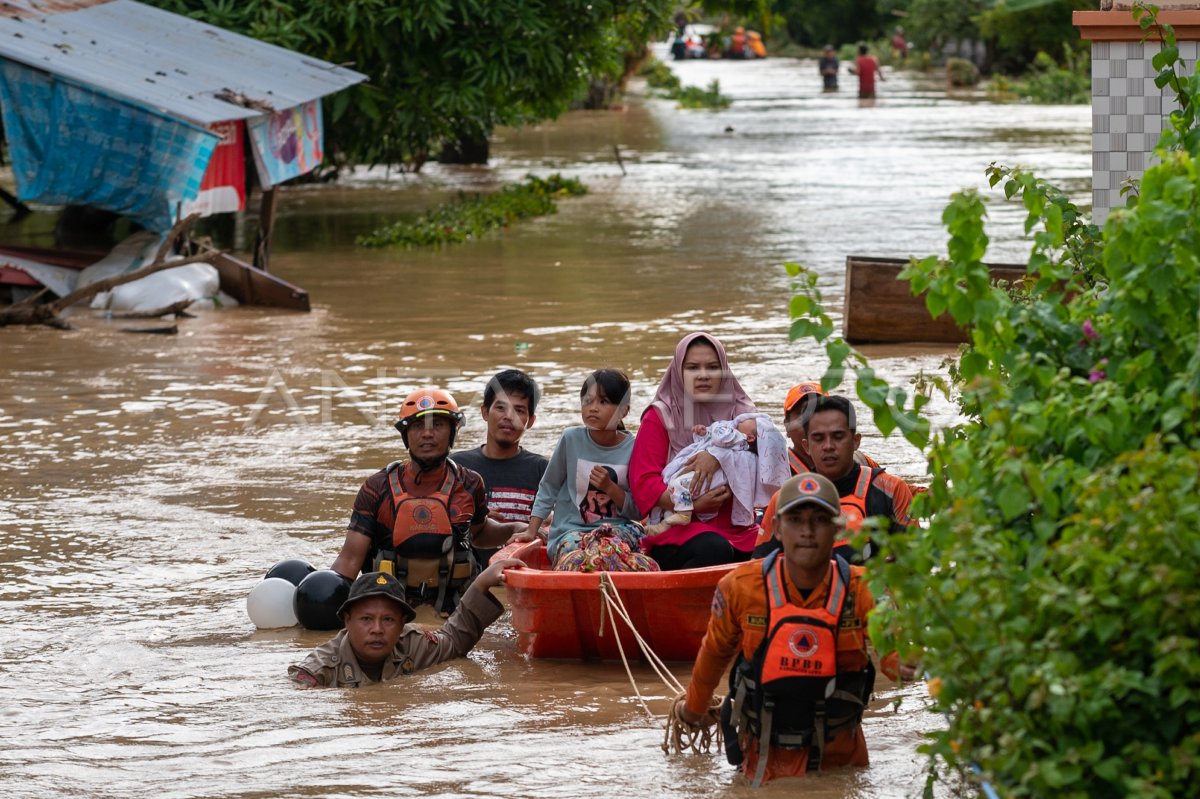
776, 471, 841, 517
337, 571, 417, 624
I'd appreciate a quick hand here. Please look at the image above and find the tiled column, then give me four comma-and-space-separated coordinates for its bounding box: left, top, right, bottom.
1075, 5, 1200, 224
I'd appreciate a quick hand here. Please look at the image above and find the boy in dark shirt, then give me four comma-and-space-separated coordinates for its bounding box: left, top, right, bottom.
452, 369, 549, 564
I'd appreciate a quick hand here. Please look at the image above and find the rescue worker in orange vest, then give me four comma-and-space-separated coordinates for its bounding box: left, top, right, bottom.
678, 472, 909, 785
756, 394, 914, 562
329, 388, 525, 615
781, 382, 882, 475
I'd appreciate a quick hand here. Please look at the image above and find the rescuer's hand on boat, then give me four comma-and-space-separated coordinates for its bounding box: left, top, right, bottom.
677, 702, 704, 728
472, 557, 525, 592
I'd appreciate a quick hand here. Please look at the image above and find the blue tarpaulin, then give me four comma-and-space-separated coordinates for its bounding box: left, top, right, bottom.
0, 61, 219, 232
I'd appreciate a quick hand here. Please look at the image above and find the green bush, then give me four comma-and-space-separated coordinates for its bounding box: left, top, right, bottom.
638, 57, 732, 109
1010, 50, 1091, 105
357, 174, 586, 248
945, 57, 981, 87
785, 9, 1200, 797
985, 73, 1019, 103
675, 79, 733, 109
638, 56, 682, 93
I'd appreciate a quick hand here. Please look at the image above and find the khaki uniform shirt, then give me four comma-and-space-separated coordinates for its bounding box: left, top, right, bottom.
288, 588, 503, 687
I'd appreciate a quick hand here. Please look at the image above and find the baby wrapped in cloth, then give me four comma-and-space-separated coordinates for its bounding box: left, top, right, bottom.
646, 412, 789, 533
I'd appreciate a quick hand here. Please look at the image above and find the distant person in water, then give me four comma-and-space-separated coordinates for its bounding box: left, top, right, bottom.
848, 44, 884, 99
819, 44, 840, 92
729, 27, 748, 59
891, 26, 908, 63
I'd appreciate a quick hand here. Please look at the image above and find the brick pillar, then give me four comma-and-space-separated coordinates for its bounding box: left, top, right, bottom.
1075, 2, 1200, 224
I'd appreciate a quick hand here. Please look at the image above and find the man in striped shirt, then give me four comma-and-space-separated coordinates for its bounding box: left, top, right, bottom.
453, 369, 549, 564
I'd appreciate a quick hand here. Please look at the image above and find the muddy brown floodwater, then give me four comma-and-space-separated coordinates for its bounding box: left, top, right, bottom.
0, 53, 1088, 798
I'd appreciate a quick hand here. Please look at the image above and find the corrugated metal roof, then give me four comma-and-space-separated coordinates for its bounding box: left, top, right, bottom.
0, 0, 366, 124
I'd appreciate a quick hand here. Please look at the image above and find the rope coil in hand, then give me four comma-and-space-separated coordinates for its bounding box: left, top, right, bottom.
595, 573, 723, 756
663, 693, 724, 755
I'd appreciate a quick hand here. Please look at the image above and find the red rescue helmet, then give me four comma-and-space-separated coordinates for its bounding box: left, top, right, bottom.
395, 388, 465, 447
783, 381, 825, 415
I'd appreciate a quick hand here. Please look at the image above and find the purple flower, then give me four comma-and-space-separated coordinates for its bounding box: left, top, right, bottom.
1082, 320, 1099, 341
1089, 370, 1106, 383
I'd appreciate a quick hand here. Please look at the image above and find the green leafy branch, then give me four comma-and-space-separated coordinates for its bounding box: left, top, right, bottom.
784, 263, 932, 448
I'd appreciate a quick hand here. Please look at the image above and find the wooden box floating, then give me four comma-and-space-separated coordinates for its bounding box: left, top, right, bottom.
843, 255, 1026, 344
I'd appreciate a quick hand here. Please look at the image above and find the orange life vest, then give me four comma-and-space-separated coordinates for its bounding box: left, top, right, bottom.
730, 552, 875, 785
786, 449, 810, 475
374, 461, 476, 613
388, 461, 459, 550
833, 466, 873, 552
759, 553, 846, 686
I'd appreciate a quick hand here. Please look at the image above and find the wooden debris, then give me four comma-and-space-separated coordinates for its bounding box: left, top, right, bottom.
0, 215, 217, 329
109, 298, 195, 319
119, 324, 178, 335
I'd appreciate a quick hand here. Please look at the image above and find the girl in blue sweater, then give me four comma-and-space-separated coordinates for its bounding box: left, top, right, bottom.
519, 369, 648, 567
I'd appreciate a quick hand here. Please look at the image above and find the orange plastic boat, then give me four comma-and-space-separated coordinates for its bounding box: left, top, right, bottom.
492, 540, 736, 662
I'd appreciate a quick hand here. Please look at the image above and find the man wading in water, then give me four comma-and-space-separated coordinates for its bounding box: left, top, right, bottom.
328, 388, 525, 615
289, 562, 519, 687
676, 473, 911, 785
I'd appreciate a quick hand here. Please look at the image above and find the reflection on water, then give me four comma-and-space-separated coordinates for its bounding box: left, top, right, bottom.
0, 55, 1087, 798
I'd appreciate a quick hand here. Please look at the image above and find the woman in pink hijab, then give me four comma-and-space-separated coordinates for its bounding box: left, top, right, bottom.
630, 332, 759, 570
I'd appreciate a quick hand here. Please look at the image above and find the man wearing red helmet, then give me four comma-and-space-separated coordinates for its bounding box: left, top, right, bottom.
781, 381, 881, 476
329, 388, 525, 615
755, 386, 907, 561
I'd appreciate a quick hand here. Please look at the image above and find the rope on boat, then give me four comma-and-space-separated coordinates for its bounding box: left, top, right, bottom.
595, 573, 723, 756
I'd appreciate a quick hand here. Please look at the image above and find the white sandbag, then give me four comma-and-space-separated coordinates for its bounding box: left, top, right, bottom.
95, 262, 221, 312
76, 231, 222, 313
186, 289, 240, 311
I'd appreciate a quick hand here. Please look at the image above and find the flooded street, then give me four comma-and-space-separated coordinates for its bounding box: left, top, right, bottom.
0, 54, 1088, 798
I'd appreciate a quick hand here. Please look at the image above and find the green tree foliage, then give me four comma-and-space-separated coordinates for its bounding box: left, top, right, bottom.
150, 1, 675, 168
1010, 50, 1091, 104
638, 57, 733, 108
904, 0, 1091, 74
786, 10, 1200, 796
772, 0, 890, 49
979, 0, 1094, 74
904, 0, 986, 54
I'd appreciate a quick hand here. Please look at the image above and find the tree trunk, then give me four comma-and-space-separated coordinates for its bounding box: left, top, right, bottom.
438, 134, 490, 165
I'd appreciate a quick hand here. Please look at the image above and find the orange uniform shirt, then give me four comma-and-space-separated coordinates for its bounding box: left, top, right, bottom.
685, 559, 876, 782
755, 462, 912, 550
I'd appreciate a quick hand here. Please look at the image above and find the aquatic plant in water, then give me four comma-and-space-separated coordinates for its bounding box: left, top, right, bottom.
357, 174, 587, 249
638, 57, 732, 110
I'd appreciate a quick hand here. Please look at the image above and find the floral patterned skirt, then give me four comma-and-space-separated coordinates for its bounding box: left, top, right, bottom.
552, 522, 660, 573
